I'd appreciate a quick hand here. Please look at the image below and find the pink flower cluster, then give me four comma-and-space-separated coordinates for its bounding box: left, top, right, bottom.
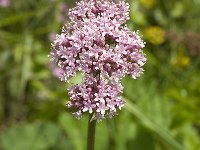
0, 0, 10, 7
50, 0, 146, 120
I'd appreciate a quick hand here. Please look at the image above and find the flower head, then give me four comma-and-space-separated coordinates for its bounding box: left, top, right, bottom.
50, 0, 146, 120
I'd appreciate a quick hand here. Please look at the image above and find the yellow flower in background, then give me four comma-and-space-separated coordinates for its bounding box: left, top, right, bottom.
181, 56, 190, 66
171, 55, 190, 68
144, 26, 166, 45
171, 46, 190, 68
139, 0, 155, 9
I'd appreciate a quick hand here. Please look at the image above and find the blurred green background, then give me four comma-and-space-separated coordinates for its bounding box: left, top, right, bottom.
0, 0, 200, 150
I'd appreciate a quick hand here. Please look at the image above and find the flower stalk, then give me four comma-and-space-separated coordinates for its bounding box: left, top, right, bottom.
87, 114, 97, 150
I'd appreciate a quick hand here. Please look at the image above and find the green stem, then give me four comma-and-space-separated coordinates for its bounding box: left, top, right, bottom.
87, 114, 97, 150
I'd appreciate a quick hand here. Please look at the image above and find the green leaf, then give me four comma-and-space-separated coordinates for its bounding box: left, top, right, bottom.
0, 11, 35, 27
59, 112, 109, 150
19, 35, 33, 98
0, 122, 70, 150
124, 98, 185, 150
58, 112, 87, 150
